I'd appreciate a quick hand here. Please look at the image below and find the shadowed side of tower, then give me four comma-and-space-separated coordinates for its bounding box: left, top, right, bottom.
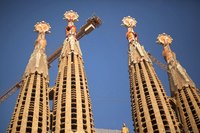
157, 33, 200, 132
7, 21, 51, 133
52, 10, 94, 133
122, 16, 181, 133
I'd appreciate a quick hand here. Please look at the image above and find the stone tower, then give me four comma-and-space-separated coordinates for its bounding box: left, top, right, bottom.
157, 33, 200, 132
122, 16, 180, 133
7, 21, 51, 133
52, 10, 95, 133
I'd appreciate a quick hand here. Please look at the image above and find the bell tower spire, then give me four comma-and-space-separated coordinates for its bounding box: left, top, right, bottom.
122, 16, 181, 133
52, 10, 95, 133
157, 33, 200, 132
7, 21, 51, 133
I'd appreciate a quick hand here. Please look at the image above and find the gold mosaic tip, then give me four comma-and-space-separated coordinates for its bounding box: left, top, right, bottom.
122, 16, 137, 28
157, 33, 173, 46
63, 10, 79, 22
34, 21, 51, 33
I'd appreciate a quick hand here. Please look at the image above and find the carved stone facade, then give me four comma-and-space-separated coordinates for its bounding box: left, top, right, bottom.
122, 16, 181, 133
157, 33, 200, 132
7, 21, 51, 133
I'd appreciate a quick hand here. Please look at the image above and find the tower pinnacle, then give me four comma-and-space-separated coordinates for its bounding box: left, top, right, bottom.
157, 33, 195, 88
64, 10, 79, 36
122, 16, 138, 43
157, 33, 174, 64
34, 21, 51, 33
122, 16, 151, 64
64, 10, 79, 22
60, 10, 82, 58
34, 21, 51, 49
157, 33, 173, 46
24, 21, 50, 78
122, 16, 137, 28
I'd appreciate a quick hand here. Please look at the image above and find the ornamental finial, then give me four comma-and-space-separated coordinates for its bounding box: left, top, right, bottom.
122, 16, 138, 42
157, 33, 173, 46
63, 10, 79, 22
64, 10, 79, 36
34, 21, 51, 33
121, 123, 129, 133
122, 16, 137, 29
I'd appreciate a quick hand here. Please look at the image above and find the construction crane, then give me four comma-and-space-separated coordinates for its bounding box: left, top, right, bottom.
0, 16, 102, 104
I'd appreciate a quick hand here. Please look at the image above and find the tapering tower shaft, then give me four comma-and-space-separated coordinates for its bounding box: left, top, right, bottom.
7, 21, 51, 133
52, 10, 94, 133
122, 16, 180, 133
157, 33, 200, 132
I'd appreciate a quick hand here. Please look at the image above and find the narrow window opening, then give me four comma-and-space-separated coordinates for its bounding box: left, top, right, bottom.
71, 53, 74, 62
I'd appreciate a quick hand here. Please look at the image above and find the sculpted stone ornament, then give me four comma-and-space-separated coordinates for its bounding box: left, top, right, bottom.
34, 21, 51, 33
122, 16, 137, 28
64, 10, 79, 22
122, 16, 137, 43
157, 33, 174, 63
34, 21, 51, 49
64, 10, 79, 36
157, 33, 173, 46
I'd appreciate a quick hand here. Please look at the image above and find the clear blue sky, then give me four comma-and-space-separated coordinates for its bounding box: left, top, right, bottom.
0, 0, 200, 132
